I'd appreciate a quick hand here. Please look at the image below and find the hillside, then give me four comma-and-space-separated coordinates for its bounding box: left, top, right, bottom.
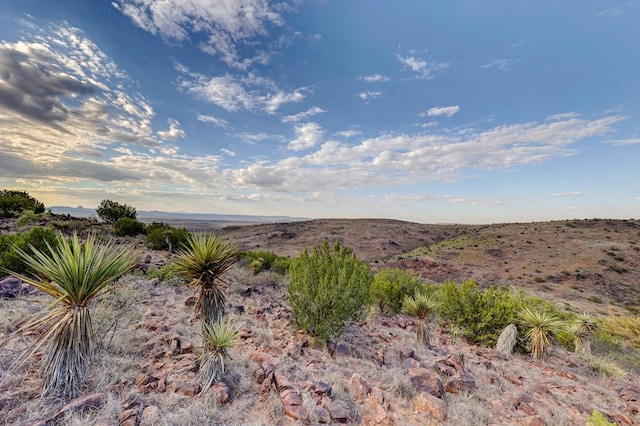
0, 216, 639, 425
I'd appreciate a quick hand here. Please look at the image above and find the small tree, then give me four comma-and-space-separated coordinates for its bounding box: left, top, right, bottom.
287, 241, 373, 342
0, 190, 45, 218
114, 217, 146, 236
403, 291, 440, 348
96, 199, 137, 224
370, 268, 423, 315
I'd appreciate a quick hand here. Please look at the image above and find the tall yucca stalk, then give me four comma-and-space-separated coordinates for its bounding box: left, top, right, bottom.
571, 313, 599, 358
403, 292, 440, 349
518, 307, 565, 361
173, 232, 236, 328
6, 233, 137, 398
198, 320, 239, 393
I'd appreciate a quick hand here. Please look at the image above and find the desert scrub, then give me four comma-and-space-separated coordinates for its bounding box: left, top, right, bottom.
114, 217, 146, 236
518, 306, 565, 361
569, 313, 599, 358
370, 268, 423, 314
0, 226, 58, 275
145, 225, 189, 251
238, 250, 291, 275
586, 410, 616, 426
287, 241, 373, 342
403, 291, 440, 348
3, 232, 137, 398
173, 232, 237, 328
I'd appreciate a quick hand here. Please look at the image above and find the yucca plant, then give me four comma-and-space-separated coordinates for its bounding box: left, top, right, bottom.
173, 232, 237, 328
198, 320, 240, 392
4, 233, 137, 398
403, 292, 440, 349
570, 313, 599, 358
496, 323, 519, 354
518, 307, 565, 361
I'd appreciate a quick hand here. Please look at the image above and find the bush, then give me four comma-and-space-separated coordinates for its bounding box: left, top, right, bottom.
145, 221, 170, 235
586, 410, 616, 426
96, 199, 136, 223
287, 241, 373, 342
0, 227, 58, 274
145, 227, 189, 251
0, 190, 45, 218
370, 268, 423, 314
238, 250, 291, 275
114, 217, 146, 236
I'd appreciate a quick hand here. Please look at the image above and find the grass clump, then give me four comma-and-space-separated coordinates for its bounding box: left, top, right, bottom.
370, 268, 423, 315
287, 241, 373, 342
173, 232, 237, 328
3, 232, 137, 398
589, 356, 627, 379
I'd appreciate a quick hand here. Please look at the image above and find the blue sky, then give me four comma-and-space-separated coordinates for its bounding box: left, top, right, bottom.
0, 1, 639, 224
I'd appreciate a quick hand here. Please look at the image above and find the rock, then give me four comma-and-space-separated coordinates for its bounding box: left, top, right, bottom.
407, 367, 444, 397
445, 373, 476, 394
51, 393, 105, 422
371, 402, 388, 423
172, 381, 200, 396
348, 373, 370, 403
0, 277, 22, 298
612, 414, 634, 426
185, 295, 198, 306
312, 381, 333, 396
620, 385, 640, 402
274, 370, 293, 391
322, 396, 349, 423
0, 396, 12, 410
436, 354, 465, 376
315, 406, 332, 423
280, 389, 304, 420
505, 373, 523, 386
401, 358, 421, 369
513, 393, 539, 416
140, 405, 161, 426
326, 340, 337, 356
475, 347, 508, 361
412, 391, 448, 422
333, 343, 352, 358
369, 387, 385, 406
208, 381, 231, 405
284, 404, 305, 421
515, 416, 546, 426
135, 373, 154, 386
286, 342, 303, 358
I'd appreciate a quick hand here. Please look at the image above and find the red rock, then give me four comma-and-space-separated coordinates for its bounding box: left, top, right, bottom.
412, 391, 447, 421
348, 373, 370, 403
401, 358, 421, 369
475, 347, 508, 361
51, 393, 105, 422
369, 387, 385, 406
119, 408, 138, 424
140, 405, 161, 426
280, 389, 303, 407
284, 404, 305, 420
515, 415, 546, 426
209, 382, 231, 405
612, 413, 634, 425
135, 373, 153, 386
312, 381, 333, 396
371, 402, 388, 423
505, 373, 523, 386
620, 385, 640, 402
172, 381, 201, 396
315, 406, 331, 423
274, 370, 293, 391
322, 398, 349, 423
407, 367, 444, 397
445, 373, 476, 394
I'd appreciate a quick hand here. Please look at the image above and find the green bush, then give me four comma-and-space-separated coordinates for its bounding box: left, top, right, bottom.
238, 250, 291, 275
96, 199, 136, 223
0, 227, 58, 274
145, 227, 189, 251
114, 217, 146, 236
287, 241, 373, 342
145, 221, 171, 235
586, 409, 616, 426
370, 268, 423, 314
0, 190, 45, 218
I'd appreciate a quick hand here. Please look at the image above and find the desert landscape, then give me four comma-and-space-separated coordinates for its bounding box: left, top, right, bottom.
1, 212, 639, 425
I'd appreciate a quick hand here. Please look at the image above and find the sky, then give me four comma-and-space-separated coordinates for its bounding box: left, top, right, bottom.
0, 1, 639, 224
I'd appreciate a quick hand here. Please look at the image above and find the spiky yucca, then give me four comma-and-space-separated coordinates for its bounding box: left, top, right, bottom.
173, 232, 236, 328
496, 323, 519, 354
198, 320, 240, 392
518, 307, 565, 361
403, 292, 440, 349
571, 313, 599, 358
6, 233, 136, 398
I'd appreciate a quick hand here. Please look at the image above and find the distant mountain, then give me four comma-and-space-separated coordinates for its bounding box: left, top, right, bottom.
48, 206, 307, 224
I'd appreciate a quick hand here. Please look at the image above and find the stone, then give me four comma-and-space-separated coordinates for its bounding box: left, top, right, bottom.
412, 391, 447, 422
172, 381, 201, 396
611, 414, 634, 426
140, 405, 161, 426
401, 358, 421, 369
348, 373, 370, 403
437, 354, 465, 376
280, 389, 303, 407
119, 408, 138, 424
515, 416, 546, 426
135, 373, 154, 386
274, 370, 293, 391
322, 397, 349, 423
369, 387, 385, 406
407, 367, 444, 397
620, 385, 640, 402
371, 402, 388, 423
326, 340, 337, 356
333, 343, 352, 358
312, 381, 333, 396
51, 393, 105, 422
475, 347, 508, 361
0, 277, 22, 298
284, 404, 305, 420
315, 406, 332, 423
209, 381, 231, 405
445, 373, 476, 394
505, 373, 523, 386
0, 396, 12, 410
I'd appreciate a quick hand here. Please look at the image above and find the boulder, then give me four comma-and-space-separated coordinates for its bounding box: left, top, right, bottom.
407, 367, 444, 397
322, 396, 350, 423
445, 373, 476, 394
412, 391, 447, 421
140, 405, 161, 426
209, 381, 231, 405
348, 373, 370, 403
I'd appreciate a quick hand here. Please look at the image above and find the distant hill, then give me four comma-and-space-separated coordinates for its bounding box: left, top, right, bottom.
48, 206, 307, 225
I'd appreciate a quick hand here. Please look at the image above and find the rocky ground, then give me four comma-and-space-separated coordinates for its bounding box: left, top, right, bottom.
0, 217, 639, 425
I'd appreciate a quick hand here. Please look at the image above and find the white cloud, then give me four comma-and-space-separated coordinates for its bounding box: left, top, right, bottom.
480, 59, 514, 71
220, 148, 235, 156
282, 106, 326, 123
606, 138, 640, 146
157, 118, 186, 140
421, 106, 460, 118
233, 132, 283, 143
360, 74, 391, 83
397, 54, 448, 79
549, 192, 586, 197
177, 66, 307, 113
197, 114, 230, 128
359, 91, 382, 101
335, 129, 361, 138
288, 122, 323, 151
113, 0, 284, 70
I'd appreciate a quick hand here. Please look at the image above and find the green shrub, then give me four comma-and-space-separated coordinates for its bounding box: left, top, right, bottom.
0, 227, 58, 274
238, 250, 291, 275
271, 256, 292, 274
0, 190, 45, 218
96, 199, 136, 223
145, 221, 171, 235
145, 227, 189, 251
287, 241, 373, 342
586, 410, 616, 426
114, 217, 146, 236
370, 268, 423, 314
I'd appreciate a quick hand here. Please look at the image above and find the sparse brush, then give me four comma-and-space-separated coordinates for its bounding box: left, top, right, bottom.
518, 307, 565, 361
3, 232, 137, 398
173, 232, 237, 328
496, 323, 518, 354
570, 313, 599, 358
198, 320, 240, 393
403, 292, 440, 349
589, 356, 627, 379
